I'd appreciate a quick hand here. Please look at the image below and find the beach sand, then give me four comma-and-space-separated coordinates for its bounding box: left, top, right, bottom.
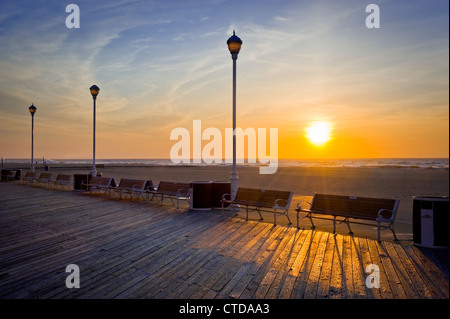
4, 163, 449, 242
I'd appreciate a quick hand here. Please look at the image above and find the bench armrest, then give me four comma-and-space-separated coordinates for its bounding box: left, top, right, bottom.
376, 208, 396, 221
177, 188, 190, 197
221, 193, 232, 202
274, 198, 289, 209
296, 200, 311, 212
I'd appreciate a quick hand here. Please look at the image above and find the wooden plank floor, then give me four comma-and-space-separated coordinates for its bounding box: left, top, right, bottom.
0, 182, 448, 299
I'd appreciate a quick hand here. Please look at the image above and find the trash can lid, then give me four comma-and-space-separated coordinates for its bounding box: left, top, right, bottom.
413, 196, 449, 201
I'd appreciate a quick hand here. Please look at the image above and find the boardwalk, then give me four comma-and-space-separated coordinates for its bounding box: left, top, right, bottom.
0, 182, 448, 299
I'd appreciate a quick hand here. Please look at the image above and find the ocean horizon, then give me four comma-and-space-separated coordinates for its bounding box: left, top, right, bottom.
2, 158, 448, 169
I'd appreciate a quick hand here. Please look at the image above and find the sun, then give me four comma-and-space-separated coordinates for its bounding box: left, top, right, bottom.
305, 121, 332, 146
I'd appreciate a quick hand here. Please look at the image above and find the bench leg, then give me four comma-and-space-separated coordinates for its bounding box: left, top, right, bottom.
345, 218, 353, 235
296, 211, 316, 230
382, 222, 398, 242
377, 222, 381, 242
377, 221, 398, 242
276, 209, 291, 226
257, 208, 263, 221
333, 216, 336, 234
308, 212, 316, 230
389, 223, 398, 241
285, 211, 291, 225
333, 217, 353, 236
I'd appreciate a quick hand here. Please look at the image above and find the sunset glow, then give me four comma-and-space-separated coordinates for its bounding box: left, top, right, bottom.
0, 1, 448, 160
305, 122, 332, 146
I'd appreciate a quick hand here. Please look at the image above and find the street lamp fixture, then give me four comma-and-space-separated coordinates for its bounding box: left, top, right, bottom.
227, 30, 242, 200
89, 85, 100, 177
28, 103, 37, 172
29, 104, 37, 115
227, 30, 243, 56
90, 85, 100, 99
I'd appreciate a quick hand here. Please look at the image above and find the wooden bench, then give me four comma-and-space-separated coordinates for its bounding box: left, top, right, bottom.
109, 179, 154, 200
51, 174, 72, 191
33, 173, 53, 188
81, 176, 116, 195
1, 170, 17, 182
296, 193, 400, 242
221, 187, 294, 225
148, 181, 191, 208
19, 172, 37, 185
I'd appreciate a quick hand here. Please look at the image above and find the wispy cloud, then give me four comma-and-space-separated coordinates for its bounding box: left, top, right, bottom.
0, 0, 448, 158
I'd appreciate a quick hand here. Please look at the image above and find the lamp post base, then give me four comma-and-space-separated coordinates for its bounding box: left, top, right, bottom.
230, 173, 239, 200
229, 173, 240, 211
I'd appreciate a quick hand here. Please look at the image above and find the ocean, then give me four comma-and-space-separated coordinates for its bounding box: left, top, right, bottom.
2, 158, 448, 169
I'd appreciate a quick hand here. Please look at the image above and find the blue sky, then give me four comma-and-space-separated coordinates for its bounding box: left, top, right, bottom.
0, 0, 448, 159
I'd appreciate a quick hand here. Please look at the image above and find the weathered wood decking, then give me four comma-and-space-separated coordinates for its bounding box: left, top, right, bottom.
0, 182, 448, 299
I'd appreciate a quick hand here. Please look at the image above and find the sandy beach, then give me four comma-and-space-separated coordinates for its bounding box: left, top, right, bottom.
4, 163, 448, 242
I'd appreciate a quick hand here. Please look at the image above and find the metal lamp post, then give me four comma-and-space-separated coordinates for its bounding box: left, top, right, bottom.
227, 31, 243, 200
89, 85, 100, 177
28, 103, 37, 172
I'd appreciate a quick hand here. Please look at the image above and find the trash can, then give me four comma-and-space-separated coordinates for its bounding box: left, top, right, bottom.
73, 174, 90, 191
211, 181, 231, 209
1, 169, 13, 182
413, 196, 449, 248
190, 181, 212, 210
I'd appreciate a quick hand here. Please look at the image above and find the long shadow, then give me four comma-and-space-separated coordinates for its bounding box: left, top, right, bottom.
349, 236, 377, 298
416, 246, 449, 280
376, 241, 421, 298
330, 234, 346, 298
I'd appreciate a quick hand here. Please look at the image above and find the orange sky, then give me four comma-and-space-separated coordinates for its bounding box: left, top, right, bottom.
0, 1, 448, 160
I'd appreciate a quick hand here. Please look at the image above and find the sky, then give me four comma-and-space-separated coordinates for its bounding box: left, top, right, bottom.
0, 0, 448, 160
